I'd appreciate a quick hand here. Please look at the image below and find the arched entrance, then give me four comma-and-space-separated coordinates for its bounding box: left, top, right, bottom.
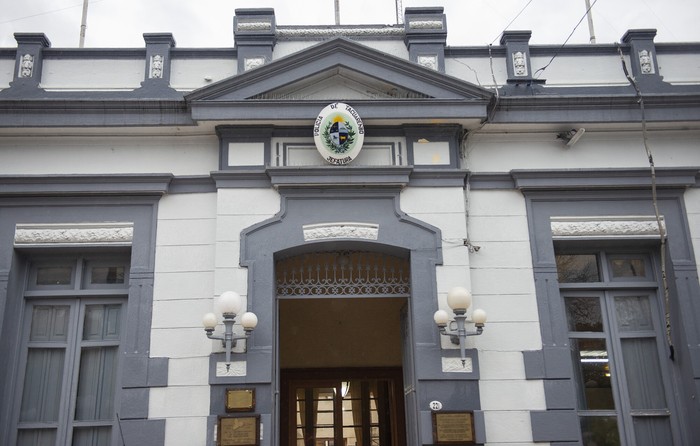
276, 251, 408, 446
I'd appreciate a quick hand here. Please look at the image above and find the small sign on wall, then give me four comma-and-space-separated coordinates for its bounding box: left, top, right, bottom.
218, 415, 260, 446
432, 411, 475, 445
226, 388, 256, 412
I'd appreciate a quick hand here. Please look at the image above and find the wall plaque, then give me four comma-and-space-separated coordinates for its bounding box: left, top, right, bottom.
226, 388, 255, 412
432, 411, 475, 444
313, 102, 365, 165
218, 415, 260, 446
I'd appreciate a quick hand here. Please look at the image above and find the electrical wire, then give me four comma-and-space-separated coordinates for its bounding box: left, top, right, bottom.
616, 44, 674, 361
0, 0, 110, 25
489, 0, 535, 45
533, 0, 599, 78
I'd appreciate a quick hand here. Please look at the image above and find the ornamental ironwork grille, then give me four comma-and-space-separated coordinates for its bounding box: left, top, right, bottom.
276, 251, 410, 297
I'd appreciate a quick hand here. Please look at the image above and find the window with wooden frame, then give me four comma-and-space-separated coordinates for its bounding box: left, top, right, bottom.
556, 249, 680, 446
12, 255, 130, 446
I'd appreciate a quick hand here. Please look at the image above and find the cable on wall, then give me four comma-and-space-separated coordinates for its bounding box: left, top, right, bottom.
616, 44, 674, 360
533, 0, 599, 79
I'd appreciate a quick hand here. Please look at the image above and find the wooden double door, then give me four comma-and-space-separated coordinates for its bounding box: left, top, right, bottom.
280, 368, 406, 446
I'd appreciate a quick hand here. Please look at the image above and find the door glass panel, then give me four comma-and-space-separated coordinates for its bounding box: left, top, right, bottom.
556, 254, 599, 283
632, 416, 673, 446
20, 349, 66, 422
292, 379, 396, 446
36, 266, 73, 286
83, 305, 121, 341
75, 347, 119, 420
580, 416, 620, 446
72, 426, 111, 446
621, 338, 667, 409
90, 266, 125, 285
571, 339, 614, 410
565, 297, 603, 332
17, 429, 57, 446
610, 257, 647, 279
615, 296, 653, 332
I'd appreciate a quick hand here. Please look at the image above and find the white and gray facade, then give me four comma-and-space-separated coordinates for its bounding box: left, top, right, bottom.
1, 6, 699, 446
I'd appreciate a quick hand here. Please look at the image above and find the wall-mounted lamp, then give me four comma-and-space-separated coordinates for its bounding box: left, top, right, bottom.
557, 128, 586, 147
202, 291, 258, 371
433, 286, 487, 367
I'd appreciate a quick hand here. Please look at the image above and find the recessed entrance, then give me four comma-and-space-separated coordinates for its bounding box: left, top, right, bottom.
276, 249, 410, 446
279, 298, 407, 446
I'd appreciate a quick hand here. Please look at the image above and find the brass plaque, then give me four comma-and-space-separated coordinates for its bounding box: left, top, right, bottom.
218, 415, 260, 446
432, 411, 475, 444
226, 388, 255, 412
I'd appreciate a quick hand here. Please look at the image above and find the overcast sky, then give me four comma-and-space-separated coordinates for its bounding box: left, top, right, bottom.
1, 0, 699, 48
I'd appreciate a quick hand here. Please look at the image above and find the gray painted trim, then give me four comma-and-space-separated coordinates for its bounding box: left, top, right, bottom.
512, 167, 700, 190
211, 170, 272, 189
521, 179, 700, 444
119, 419, 166, 446
409, 169, 467, 187
189, 100, 489, 122
0, 196, 165, 444
468, 172, 515, 190
168, 176, 217, 194
531, 410, 580, 442
404, 124, 461, 169
0, 174, 172, 196
234, 187, 462, 446
492, 91, 700, 122
268, 166, 412, 188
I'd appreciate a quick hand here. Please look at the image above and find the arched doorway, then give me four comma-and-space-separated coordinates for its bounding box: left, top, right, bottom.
277, 251, 409, 446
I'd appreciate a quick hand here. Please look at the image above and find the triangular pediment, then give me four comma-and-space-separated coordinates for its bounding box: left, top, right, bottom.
186, 37, 493, 121
249, 66, 430, 101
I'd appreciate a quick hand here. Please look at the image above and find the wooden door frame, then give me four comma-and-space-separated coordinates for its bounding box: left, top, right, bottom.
280, 367, 406, 446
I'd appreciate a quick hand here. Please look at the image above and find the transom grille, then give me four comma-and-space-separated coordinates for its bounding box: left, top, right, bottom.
276, 251, 410, 297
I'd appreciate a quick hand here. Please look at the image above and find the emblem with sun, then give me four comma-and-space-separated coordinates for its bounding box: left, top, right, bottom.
313, 102, 365, 165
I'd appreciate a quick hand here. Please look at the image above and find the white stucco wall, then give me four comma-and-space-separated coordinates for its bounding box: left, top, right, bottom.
529, 53, 630, 87
41, 58, 144, 90
402, 186, 544, 444
0, 135, 219, 175
468, 189, 543, 444
445, 57, 507, 88
150, 188, 280, 446
657, 53, 700, 85
0, 57, 13, 89
465, 130, 700, 173
151, 192, 219, 446
170, 58, 237, 91
685, 188, 700, 273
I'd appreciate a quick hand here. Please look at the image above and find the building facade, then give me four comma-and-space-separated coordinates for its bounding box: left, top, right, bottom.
1, 6, 699, 446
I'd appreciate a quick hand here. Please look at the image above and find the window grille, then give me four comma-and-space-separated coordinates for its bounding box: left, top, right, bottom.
276, 251, 410, 297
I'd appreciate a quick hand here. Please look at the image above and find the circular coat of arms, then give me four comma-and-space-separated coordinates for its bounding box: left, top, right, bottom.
313, 102, 365, 165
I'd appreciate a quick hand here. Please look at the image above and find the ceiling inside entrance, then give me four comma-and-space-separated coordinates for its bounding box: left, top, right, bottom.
279, 297, 405, 369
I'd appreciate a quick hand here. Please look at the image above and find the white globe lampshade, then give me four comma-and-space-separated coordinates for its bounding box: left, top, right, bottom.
433, 309, 450, 326
218, 291, 242, 315
446, 287, 472, 311
202, 312, 218, 329
472, 308, 487, 325
241, 312, 259, 330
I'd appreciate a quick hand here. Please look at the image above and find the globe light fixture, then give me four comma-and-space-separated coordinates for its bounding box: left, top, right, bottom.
434, 286, 487, 367
202, 291, 258, 371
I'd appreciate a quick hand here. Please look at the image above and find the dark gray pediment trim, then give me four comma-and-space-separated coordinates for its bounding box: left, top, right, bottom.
0, 174, 173, 197
493, 91, 700, 122
186, 37, 493, 103
190, 99, 488, 122
512, 167, 700, 190
267, 166, 412, 189
0, 99, 192, 127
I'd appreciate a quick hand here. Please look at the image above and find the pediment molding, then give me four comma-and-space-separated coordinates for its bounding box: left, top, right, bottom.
186, 37, 492, 104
